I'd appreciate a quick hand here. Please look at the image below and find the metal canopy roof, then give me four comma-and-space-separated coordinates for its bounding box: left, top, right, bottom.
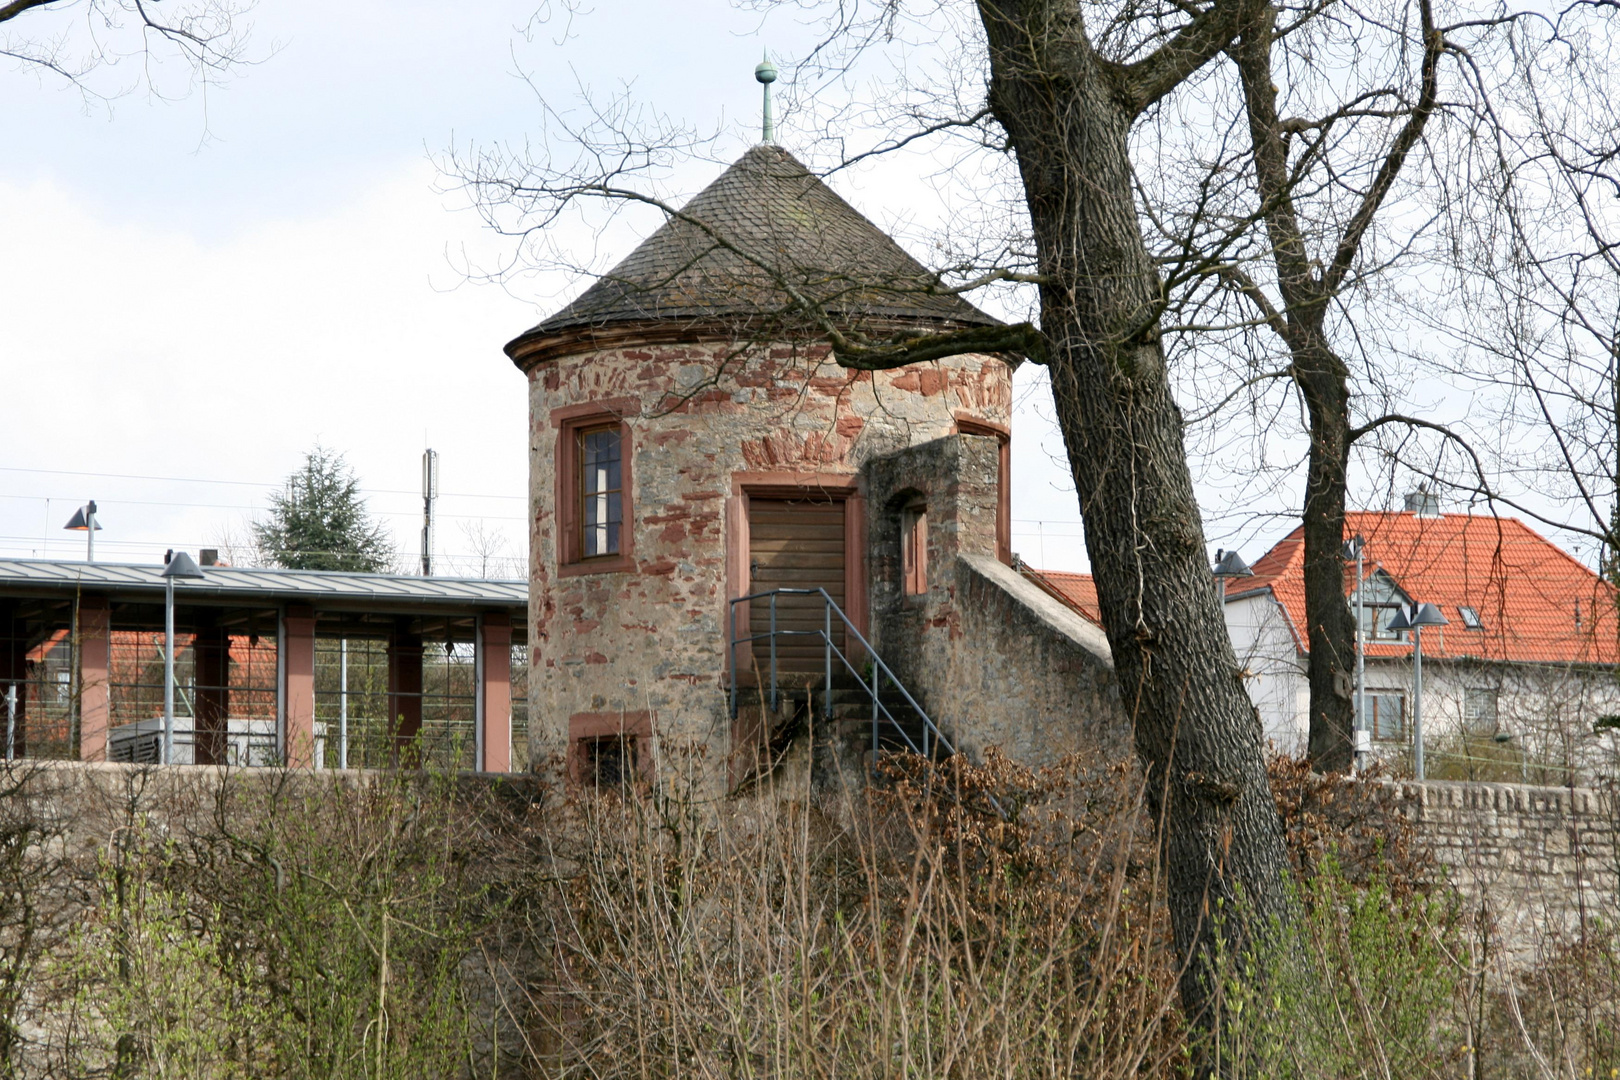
0, 558, 526, 612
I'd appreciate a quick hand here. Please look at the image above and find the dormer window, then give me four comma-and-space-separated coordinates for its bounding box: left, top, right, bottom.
1351, 569, 1411, 641
1458, 605, 1484, 630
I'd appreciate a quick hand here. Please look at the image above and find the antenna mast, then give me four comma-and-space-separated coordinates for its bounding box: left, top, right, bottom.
421, 449, 439, 576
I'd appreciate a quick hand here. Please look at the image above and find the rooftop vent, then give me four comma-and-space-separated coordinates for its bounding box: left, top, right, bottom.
1404, 487, 1441, 517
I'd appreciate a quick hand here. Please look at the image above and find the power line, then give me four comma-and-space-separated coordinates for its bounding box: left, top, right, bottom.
0, 464, 525, 502
0, 492, 526, 523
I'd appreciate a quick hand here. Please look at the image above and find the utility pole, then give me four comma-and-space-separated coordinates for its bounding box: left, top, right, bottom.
421, 449, 439, 577
1344, 535, 1368, 772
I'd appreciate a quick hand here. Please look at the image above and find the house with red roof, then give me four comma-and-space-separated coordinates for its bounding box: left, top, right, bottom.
1223, 492, 1620, 777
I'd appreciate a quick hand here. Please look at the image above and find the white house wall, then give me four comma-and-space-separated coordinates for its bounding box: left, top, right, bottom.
1223, 592, 1308, 756
1221, 597, 1620, 778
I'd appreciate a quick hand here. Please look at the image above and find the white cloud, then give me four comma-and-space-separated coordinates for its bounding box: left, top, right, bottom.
0, 163, 538, 571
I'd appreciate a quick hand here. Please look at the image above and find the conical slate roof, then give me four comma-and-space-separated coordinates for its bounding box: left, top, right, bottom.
506, 145, 997, 356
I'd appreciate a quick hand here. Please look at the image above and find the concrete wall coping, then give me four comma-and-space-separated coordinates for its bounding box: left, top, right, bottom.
959, 553, 1114, 667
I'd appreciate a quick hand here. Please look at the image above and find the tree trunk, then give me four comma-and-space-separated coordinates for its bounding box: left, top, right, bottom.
979, 0, 1295, 1019
1297, 338, 1359, 770
1232, 12, 1359, 772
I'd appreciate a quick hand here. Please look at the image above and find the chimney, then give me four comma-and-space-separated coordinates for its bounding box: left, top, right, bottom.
199, 549, 219, 567
1404, 486, 1441, 517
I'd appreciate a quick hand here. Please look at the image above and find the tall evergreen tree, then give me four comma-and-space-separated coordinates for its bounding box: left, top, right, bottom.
255, 447, 394, 573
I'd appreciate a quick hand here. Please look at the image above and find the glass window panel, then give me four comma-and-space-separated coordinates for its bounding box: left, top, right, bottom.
578, 426, 623, 558
1363, 692, 1407, 742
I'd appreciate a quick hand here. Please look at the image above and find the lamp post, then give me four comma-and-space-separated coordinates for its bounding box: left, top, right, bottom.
63, 501, 102, 562
1211, 548, 1254, 603
161, 551, 206, 765
1342, 535, 1368, 770
1386, 602, 1449, 780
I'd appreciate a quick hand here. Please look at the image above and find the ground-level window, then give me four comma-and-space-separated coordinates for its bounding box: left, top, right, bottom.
901, 500, 927, 596
568, 710, 652, 789
1363, 691, 1407, 742
582, 733, 637, 787
1464, 687, 1499, 735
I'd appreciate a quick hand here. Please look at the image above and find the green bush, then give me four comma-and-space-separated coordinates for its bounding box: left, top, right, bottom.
1214, 856, 1466, 1078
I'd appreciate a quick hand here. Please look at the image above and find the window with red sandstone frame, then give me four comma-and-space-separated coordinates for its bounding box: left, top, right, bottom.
578, 425, 623, 558
555, 410, 635, 574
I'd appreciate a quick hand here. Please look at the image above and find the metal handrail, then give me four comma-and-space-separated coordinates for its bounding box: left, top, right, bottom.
727, 587, 956, 761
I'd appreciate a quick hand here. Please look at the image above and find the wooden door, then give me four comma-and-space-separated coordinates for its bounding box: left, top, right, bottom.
748, 496, 847, 679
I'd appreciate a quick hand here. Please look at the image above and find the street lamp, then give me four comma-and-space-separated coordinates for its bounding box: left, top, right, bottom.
1386, 601, 1449, 780
161, 550, 206, 765
63, 501, 102, 562
1212, 549, 1254, 602
1342, 535, 1368, 770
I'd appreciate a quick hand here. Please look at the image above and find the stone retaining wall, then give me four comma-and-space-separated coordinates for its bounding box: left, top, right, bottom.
1388, 779, 1620, 942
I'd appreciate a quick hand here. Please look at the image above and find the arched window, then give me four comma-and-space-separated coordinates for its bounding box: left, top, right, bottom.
902, 499, 928, 597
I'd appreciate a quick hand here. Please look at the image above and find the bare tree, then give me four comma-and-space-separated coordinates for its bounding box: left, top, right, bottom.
1433, 8, 1620, 574
446, 0, 1607, 1033
455, 519, 522, 579
450, 2, 1306, 1026
1207, 0, 1444, 772
2, 0, 256, 106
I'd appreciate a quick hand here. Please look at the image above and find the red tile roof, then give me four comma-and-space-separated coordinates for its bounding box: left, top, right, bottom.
1030, 569, 1103, 625
1228, 512, 1619, 665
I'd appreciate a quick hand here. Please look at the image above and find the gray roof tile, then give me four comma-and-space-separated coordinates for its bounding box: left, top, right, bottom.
509, 145, 997, 349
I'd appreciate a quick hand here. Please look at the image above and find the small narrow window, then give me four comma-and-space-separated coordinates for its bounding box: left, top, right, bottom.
1459, 605, 1483, 630
578, 425, 623, 558
1464, 688, 1499, 735
1362, 692, 1407, 742
901, 501, 928, 596
582, 733, 636, 788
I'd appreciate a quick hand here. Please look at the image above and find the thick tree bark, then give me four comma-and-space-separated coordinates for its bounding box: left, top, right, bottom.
978, 0, 1295, 1018
1296, 341, 1358, 769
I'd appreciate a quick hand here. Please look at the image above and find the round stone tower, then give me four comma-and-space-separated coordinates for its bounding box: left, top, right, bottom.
505, 144, 1011, 790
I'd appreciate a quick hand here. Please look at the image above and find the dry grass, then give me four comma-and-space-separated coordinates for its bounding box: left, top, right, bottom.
0, 753, 1617, 1077
505, 748, 1189, 1079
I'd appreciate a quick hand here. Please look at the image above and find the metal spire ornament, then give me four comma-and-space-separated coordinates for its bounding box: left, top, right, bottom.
755, 53, 778, 143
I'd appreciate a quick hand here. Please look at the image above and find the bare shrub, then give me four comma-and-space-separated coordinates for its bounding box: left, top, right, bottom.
1268, 754, 1433, 892
510, 747, 1191, 1079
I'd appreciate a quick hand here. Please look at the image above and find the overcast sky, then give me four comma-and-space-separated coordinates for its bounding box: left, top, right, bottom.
0, 0, 1286, 578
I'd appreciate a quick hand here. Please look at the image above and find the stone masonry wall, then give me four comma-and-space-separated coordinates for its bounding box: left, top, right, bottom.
1389, 779, 1620, 945
864, 435, 1130, 766
526, 339, 1010, 791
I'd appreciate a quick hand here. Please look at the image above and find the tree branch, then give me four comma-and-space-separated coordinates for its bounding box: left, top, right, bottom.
1321, 0, 1444, 295
0, 0, 58, 24
827, 321, 1047, 369
1118, 0, 1250, 116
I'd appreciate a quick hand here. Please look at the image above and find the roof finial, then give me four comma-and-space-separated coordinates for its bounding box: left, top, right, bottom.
755, 52, 778, 144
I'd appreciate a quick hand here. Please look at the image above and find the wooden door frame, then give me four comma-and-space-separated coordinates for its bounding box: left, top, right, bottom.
725, 472, 867, 687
